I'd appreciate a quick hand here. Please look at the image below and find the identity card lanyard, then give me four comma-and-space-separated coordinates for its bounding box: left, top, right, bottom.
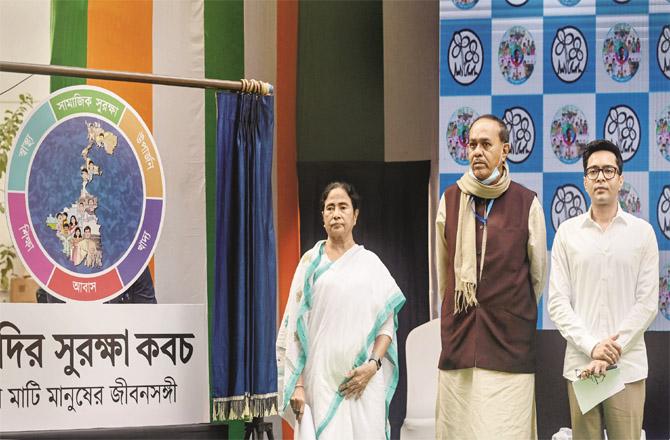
471, 198, 494, 280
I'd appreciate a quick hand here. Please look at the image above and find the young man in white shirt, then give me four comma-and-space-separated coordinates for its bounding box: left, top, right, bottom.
548, 139, 659, 439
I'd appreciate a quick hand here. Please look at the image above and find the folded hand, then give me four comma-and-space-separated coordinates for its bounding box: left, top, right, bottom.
338, 361, 377, 400
591, 334, 621, 364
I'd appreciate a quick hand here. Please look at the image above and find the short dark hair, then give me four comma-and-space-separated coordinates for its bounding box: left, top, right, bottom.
320, 181, 360, 212
470, 114, 509, 144
84, 226, 91, 232
582, 139, 623, 174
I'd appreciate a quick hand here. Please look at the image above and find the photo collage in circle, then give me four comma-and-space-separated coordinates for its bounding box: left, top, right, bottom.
656, 105, 670, 163
602, 22, 641, 82
498, 25, 537, 84
550, 105, 589, 164
447, 107, 479, 165
452, 0, 479, 10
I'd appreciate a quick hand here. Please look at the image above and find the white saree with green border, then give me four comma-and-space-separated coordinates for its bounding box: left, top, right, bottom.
276, 241, 405, 440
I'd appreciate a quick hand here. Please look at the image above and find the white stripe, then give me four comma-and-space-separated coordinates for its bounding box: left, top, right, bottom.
152, 0, 207, 305
0, 0, 51, 278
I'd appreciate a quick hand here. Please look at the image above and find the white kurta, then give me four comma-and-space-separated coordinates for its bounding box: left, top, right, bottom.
277, 241, 405, 439
548, 207, 659, 383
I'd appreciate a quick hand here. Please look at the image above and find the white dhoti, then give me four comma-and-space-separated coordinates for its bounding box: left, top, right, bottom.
436, 367, 537, 440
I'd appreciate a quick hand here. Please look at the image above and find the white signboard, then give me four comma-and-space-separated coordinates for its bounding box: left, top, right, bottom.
0, 304, 209, 432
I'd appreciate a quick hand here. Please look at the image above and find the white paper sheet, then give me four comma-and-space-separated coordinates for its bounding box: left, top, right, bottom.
572, 367, 626, 414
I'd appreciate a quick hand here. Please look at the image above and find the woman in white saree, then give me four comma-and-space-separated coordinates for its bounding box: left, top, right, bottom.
276, 182, 405, 440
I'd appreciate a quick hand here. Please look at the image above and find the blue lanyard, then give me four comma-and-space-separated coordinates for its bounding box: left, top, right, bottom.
472, 198, 494, 225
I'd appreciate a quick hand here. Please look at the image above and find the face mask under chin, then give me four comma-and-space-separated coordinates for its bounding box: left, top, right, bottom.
469, 159, 502, 185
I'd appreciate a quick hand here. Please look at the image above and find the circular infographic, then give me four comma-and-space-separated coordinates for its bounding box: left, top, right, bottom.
656, 105, 670, 162
452, 0, 478, 9
551, 184, 587, 232
6, 86, 165, 302
550, 105, 589, 164
446, 106, 478, 166
498, 26, 536, 85
618, 182, 642, 217
602, 23, 641, 83
660, 263, 670, 321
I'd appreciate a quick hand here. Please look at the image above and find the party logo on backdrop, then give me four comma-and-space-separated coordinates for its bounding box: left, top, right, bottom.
658, 25, 670, 80
6, 86, 165, 302
506, 0, 529, 5
550, 104, 589, 164
619, 182, 642, 217
552, 26, 588, 83
603, 105, 640, 161
658, 185, 670, 240
447, 107, 479, 165
551, 184, 587, 231
660, 263, 670, 321
656, 105, 670, 163
559, 0, 581, 6
449, 29, 484, 86
503, 106, 535, 163
452, 0, 478, 10
498, 26, 537, 85
602, 23, 641, 83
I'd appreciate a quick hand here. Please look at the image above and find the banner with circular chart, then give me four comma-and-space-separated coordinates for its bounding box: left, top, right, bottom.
6, 86, 165, 302
439, 0, 670, 330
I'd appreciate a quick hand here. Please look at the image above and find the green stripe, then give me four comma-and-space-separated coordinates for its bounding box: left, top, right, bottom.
283, 242, 331, 411
204, 0, 244, 436
297, 0, 385, 162
50, 0, 87, 91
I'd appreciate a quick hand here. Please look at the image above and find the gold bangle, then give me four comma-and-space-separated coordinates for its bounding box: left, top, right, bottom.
295, 384, 304, 388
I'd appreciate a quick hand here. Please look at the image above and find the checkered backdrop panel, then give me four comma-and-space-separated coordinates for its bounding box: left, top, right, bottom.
439, 0, 670, 330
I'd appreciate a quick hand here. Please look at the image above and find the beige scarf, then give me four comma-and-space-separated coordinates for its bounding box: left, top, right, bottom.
453, 163, 511, 314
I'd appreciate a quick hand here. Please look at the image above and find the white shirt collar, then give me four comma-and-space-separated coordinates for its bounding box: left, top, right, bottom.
581, 204, 628, 229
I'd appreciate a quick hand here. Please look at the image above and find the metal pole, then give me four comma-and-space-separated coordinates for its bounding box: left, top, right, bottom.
0, 61, 273, 94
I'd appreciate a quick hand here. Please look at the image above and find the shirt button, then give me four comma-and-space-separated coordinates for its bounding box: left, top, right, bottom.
479, 225, 484, 230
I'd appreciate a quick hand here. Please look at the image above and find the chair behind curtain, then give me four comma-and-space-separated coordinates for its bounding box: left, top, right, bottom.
211, 92, 277, 420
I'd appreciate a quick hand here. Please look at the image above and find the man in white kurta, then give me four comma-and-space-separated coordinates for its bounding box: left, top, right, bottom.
548, 139, 658, 439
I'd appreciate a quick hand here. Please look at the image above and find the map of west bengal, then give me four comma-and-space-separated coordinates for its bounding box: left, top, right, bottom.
45, 122, 117, 269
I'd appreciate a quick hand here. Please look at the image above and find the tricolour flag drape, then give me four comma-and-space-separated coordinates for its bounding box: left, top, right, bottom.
48, 0, 213, 305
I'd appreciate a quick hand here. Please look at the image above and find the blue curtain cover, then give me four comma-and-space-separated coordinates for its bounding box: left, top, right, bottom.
211, 92, 277, 420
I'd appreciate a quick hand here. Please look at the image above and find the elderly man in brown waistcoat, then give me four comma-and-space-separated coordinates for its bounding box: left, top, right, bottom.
435, 114, 547, 439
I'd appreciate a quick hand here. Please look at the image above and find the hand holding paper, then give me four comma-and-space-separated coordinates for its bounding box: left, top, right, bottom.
572, 366, 625, 414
